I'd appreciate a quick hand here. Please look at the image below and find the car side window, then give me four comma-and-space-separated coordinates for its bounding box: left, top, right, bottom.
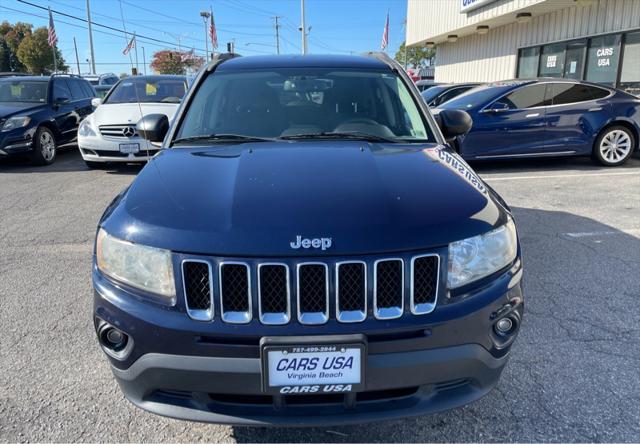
494, 84, 549, 109
79, 80, 96, 98
588, 86, 610, 100
67, 78, 87, 100
437, 87, 471, 106
549, 83, 596, 105
53, 78, 72, 102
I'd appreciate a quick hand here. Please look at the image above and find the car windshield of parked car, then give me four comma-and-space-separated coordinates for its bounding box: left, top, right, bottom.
0, 79, 48, 103
105, 78, 187, 104
437, 84, 505, 110
175, 68, 432, 143
421, 86, 448, 103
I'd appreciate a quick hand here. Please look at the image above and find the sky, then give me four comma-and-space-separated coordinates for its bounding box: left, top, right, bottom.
0, 0, 409, 75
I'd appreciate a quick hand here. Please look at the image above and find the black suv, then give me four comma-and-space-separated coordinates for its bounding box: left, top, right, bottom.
0, 74, 96, 165
93, 53, 523, 426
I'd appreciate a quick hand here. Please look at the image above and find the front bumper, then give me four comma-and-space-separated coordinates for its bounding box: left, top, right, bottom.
93, 258, 523, 426
0, 127, 35, 156
78, 134, 159, 163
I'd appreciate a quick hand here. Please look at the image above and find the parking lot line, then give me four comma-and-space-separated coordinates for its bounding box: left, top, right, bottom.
483, 171, 639, 181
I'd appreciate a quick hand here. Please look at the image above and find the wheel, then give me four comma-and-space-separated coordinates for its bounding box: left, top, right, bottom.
593, 126, 635, 166
30, 127, 57, 165
84, 160, 109, 170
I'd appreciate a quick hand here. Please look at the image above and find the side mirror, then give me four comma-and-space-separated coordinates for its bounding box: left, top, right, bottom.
54, 96, 70, 105
435, 109, 472, 141
91, 97, 101, 107
136, 114, 169, 143
483, 102, 510, 113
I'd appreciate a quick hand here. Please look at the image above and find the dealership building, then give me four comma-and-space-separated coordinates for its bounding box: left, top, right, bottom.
406, 0, 640, 94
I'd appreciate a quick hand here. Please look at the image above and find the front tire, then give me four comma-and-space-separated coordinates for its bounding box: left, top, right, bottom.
30, 127, 57, 165
593, 126, 635, 166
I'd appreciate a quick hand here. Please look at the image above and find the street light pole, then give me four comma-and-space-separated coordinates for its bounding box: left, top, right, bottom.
86, 0, 96, 74
300, 0, 307, 55
273, 16, 281, 55
200, 11, 211, 61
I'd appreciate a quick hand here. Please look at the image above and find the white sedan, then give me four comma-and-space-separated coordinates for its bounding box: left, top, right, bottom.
78, 75, 187, 168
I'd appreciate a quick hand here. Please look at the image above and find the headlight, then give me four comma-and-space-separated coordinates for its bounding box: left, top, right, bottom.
96, 228, 176, 299
1, 116, 31, 131
448, 219, 517, 289
78, 119, 96, 137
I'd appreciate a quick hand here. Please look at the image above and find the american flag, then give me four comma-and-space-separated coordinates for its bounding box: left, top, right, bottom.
47, 7, 58, 47
380, 12, 389, 51
123, 33, 136, 56
209, 10, 218, 49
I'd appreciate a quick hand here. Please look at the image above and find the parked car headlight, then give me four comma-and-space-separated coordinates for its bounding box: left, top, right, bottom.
78, 119, 96, 137
96, 228, 176, 299
1, 116, 31, 131
447, 219, 517, 289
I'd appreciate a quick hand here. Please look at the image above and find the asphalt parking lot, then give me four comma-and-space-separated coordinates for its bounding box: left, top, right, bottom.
0, 148, 639, 442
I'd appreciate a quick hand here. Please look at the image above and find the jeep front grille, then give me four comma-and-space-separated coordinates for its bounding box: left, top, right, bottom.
182, 260, 213, 321
374, 259, 404, 319
336, 261, 366, 323
297, 263, 329, 325
219, 263, 252, 324
258, 264, 290, 325
180, 253, 440, 325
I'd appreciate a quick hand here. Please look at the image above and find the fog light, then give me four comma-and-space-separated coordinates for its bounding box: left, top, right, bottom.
106, 328, 125, 347
495, 318, 513, 334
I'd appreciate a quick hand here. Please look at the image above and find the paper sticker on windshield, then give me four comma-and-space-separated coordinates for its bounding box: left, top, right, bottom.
146, 83, 157, 95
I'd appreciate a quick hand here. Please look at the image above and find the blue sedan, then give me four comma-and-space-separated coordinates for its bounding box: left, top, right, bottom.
437, 79, 640, 166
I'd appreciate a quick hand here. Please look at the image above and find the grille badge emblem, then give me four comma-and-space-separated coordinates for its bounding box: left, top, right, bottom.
290, 235, 332, 250
122, 126, 135, 137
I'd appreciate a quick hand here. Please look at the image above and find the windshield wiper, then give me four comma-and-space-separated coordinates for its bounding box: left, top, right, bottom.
172, 134, 275, 145
280, 131, 396, 143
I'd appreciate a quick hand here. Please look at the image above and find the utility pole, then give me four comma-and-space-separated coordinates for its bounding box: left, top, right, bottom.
200, 10, 211, 61
134, 32, 139, 73
300, 0, 307, 55
142, 46, 147, 75
273, 16, 281, 55
86, 0, 96, 74
73, 37, 81, 75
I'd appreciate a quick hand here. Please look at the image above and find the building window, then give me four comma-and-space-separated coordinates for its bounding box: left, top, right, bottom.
539, 43, 565, 77
517, 47, 539, 78
563, 40, 587, 80
620, 32, 640, 96
585, 34, 622, 87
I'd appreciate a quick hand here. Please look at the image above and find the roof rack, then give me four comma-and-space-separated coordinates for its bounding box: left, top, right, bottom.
205, 52, 241, 72
51, 73, 83, 79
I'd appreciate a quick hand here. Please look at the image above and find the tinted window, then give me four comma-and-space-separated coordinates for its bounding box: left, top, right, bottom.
437, 86, 473, 105
105, 78, 187, 104
438, 84, 508, 110
67, 79, 87, 100
496, 84, 548, 109
586, 34, 621, 86
421, 86, 448, 103
589, 86, 610, 99
548, 83, 595, 105
53, 79, 72, 101
517, 46, 540, 78
0, 79, 48, 103
175, 68, 432, 142
103, 76, 117, 85
539, 43, 565, 77
79, 80, 96, 98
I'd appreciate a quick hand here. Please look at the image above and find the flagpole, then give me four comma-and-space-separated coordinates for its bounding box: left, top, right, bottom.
142, 46, 147, 75
49, 7, 57, 72
133, 32, 139, 74
210, 6, 215, 57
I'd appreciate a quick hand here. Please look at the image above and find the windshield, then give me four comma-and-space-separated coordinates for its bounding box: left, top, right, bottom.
175, 68, 432, 143
105, 77, 187, 104
437, 85, 504, 110
0, 80, 48, 103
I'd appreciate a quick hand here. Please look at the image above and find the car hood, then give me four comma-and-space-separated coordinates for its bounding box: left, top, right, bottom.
0, 102, 43, 118
102, 142, 507, 256
90, 102, 179, 125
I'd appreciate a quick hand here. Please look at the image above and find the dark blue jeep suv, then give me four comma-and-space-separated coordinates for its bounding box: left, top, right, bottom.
92, 53, 524, 426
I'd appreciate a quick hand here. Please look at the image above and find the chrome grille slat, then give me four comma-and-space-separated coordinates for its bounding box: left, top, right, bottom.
374, 259, 404, 320
258, 263, 290, 325
98, 124, 138, 138
297, 263, 329, 325
411, 254, 440, 315
336, 261, 366, 323
219, 262, 252, 324
182, 260, 214, 321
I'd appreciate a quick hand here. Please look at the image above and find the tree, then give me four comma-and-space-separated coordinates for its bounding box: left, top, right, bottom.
16, 27, 67, 74
150, 50, 204, 75
0, 21, 33, 72
394, 41, 435, 70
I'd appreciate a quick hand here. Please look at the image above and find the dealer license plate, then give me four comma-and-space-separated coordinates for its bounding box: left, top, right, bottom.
263, 344, 365, 395
119, 143, 139, 154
